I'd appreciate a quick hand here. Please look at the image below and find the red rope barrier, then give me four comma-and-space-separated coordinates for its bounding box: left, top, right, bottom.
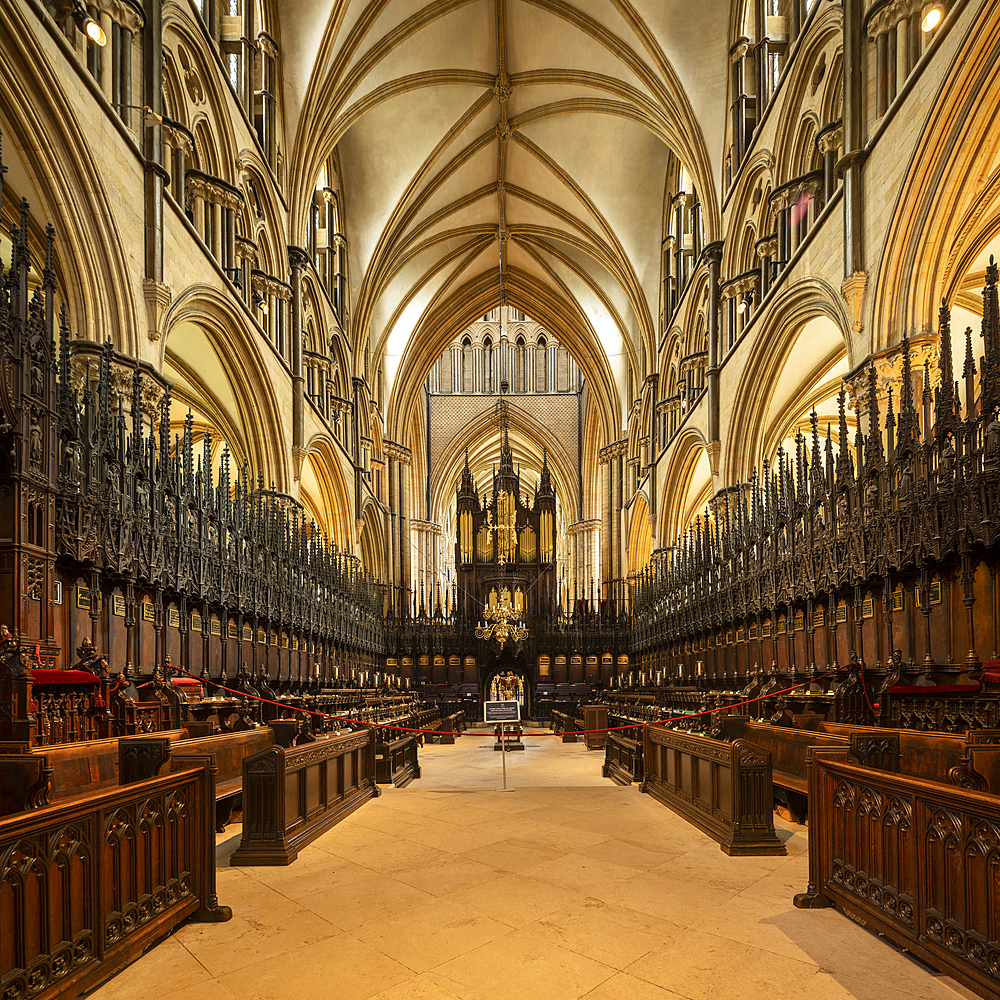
164, 665, 840, 737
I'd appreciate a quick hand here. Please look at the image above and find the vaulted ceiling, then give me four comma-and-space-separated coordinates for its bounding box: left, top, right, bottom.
282, 0, 731, 438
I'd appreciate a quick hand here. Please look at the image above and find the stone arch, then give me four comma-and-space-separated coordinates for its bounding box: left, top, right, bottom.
658, 426, 714, 543
427, 403, 581, 529
358, 497, 386, 579
160, 284, 289, 488
723, 280, 851, 485
769, 11, 844, 181
626, 492, 653, 579
871, 2, 1000, 351
0, 4, 140, 356
721, 151, 774, 278
300, 434, 354, 549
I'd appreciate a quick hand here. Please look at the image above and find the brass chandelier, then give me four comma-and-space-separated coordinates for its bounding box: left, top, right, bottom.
476, 598, 528, 647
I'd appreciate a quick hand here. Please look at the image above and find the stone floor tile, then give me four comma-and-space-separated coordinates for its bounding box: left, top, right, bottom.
177, 903, 339, 977
367, 973, 465, 999
351, 896, 517, 973
427, 928, 617, 1000
391, 853, 508, 896
216, 932, 411, 1000
454, 871, 587, 922
623, 928, 824, 1000
577, 836, 684, 871
295, 871, 440, 930
518, 850, 642, 896
580, 971, 689, 1000
524, 897, 683, 969
147, 980, 238, 1000
684, 892, 853, 966
83, 936, 213, 1000
455, 836, 567, 873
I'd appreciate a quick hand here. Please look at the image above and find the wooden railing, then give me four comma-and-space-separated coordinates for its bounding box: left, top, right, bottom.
641, 723, 786, 855
795, 748, 1000, 999
0, 757, 230, 1000
231, 729, 377, 865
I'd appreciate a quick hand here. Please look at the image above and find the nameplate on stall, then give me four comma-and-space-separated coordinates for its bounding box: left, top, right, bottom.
484, 700, 520, 723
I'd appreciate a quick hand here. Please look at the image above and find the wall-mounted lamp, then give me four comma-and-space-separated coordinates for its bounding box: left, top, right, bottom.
72, 3, 106, 45
736, 296, 749, 315
252, 291, 269, 314
921, 5, 943, 31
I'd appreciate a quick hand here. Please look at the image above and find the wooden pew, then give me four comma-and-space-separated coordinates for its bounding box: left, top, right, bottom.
724, 718, 1000, 819
603, 729, 643, 785
375, 730, 421, 787
799, 719, 1000, 792
231, 728, 378, 866
0, 730, 189, 813
795, 746, 1000, 999
551, 709, 580, 742
119, 728, 277, 830
720, 718, 850, 821
641, 722, 786, 855
0, 726, 276, 831
0, 755, 230, 1000
430, 710, 464, 744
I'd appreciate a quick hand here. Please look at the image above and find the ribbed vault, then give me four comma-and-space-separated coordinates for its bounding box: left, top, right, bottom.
282, 0, 730, 442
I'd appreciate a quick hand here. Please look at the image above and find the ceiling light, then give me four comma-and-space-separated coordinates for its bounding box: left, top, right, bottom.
921, 5, 942, 31
73, 3, 106, 45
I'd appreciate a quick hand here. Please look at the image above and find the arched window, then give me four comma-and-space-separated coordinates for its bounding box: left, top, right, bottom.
462, 338, 473, 393
515, 337, 526, 392
536, 336, 547, 392
483, 336, 494, 392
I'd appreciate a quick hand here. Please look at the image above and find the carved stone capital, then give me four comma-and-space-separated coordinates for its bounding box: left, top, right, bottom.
756, 235, 778, 259
288, 246, 311, 272
110, 0, 144, 33
235, 235, 259, 263
384, 441, 412, 464
251, 271, 292, 301
817, 126, 844, 157
599, 440, 627, 463
840, 271, 868, 335
143, 279, 172, 343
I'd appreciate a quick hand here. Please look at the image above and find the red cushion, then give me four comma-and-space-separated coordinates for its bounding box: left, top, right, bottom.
171, 678, 203, 687
31, 669, 101, 685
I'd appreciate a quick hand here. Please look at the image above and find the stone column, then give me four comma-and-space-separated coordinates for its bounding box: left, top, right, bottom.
399, 452, 411, 600
843, 0, 866, 278
703, 242, 723, 446
288, 247, 310, 462
386, 455, 397, 597
818, 125, 843, 204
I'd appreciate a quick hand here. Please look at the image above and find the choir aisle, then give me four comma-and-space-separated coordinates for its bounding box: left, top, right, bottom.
87, 738, 974, 1000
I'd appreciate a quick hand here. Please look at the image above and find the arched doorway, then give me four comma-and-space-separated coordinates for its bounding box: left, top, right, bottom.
480, 645, 533, 720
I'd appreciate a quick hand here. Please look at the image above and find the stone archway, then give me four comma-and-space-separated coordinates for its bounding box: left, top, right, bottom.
480, 644, 534, 721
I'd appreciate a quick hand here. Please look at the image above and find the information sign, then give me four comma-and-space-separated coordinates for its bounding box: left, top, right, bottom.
484, 700, 520, 723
